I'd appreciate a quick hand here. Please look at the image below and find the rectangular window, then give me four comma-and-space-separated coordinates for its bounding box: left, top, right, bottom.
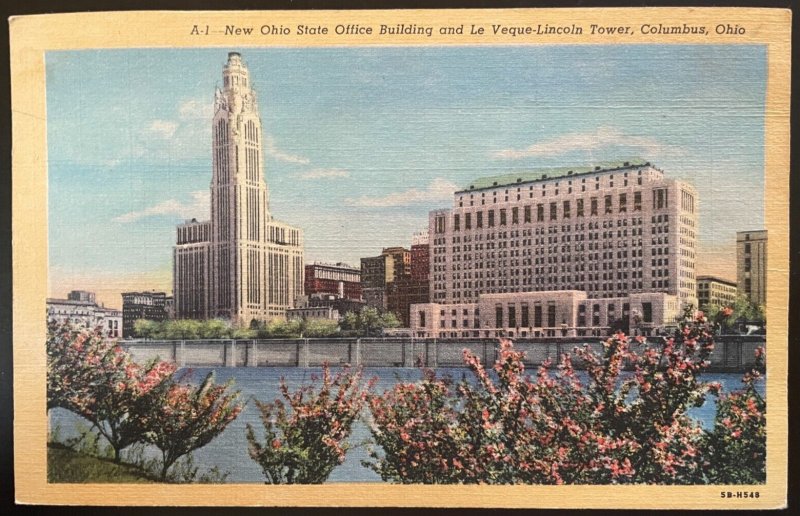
500, 209, 507, 226
593, 303, 600, 326
537, 204, 544, 222
465, 212, 472, 230
547, 304, 557, 327
488, 210, 495, 227
563, 200, 571, 218
634, 191, 642, 211
654, 189, 668, 209
550, 202, 557, 221
512, 207, 519, 224
521, 304, 530, 327
524, 205, 532, 223
508, 306, 517, 328
477, 211, 483, 228
435, 215, 446, 233
577, 198, 584, 217
495, 306, 503, 328
619, 193, 627, 212
591, 198, 598, 216
744, 257, 751, 271
744, 243, 751, 253
534, 305, 542, 327
605, 195, 613, 214
642, 302, 653, 323
454, 214, 460, 231
419, 311, 426, 327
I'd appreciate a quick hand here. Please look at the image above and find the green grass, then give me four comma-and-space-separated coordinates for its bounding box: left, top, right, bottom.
47, 442, 155, 483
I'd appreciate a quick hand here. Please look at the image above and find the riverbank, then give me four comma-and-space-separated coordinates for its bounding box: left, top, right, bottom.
47, 443, 154, 483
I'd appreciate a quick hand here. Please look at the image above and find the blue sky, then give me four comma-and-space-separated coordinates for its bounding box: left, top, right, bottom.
46, 45, 766, 307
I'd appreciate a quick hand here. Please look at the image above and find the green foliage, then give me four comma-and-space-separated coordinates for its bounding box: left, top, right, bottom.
302, 318, 340, 338
340, 307, 401, 337
246, 365, 374, 484
47, 442, 155, 483
703, 295, 765, 330
133, 319, 159, 339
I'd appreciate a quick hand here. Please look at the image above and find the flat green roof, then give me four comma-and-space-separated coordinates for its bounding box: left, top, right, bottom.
459, 158, 651, 193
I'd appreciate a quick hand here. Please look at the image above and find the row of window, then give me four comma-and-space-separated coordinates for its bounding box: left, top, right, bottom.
446, 193, 648, 232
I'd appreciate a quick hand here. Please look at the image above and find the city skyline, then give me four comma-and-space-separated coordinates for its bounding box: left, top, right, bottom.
47, 46, 767, 307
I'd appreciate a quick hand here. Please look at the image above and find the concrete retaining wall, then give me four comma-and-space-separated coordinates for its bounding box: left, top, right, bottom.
120, 336, 766, 372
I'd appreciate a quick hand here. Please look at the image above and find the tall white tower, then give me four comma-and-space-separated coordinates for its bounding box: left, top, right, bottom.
175, 52, 304, 324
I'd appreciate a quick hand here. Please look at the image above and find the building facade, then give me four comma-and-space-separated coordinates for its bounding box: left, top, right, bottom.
174, 52, 304, 324
304, 262, 362, 301
412, 160, 698, 337
429, 160, 697, 307
121, 291, 169, 338
286, 305, 340, 321
47, 290, 122, 338
360, 248, 410, 311
410, 291, 680, 339
696, 275, 737, 310
736, 230, 767, 307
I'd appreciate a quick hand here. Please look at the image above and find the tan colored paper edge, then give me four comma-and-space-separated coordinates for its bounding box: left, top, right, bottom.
10, 7, 790, 508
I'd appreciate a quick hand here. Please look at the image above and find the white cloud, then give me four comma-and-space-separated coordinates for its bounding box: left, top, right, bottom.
346, 178, 457, 207
492, 126, 682, 160
148, 119, 178, 139
113, 190, 210, 223
265, 135, 311, 164
178, 98, 214, 120
299, 168, 350, 180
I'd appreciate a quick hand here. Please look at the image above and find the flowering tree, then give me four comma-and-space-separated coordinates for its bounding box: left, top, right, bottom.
143, 371, 243, 481
47, 321, 176, 462
365, 369, 464, 483
246, 365, 374, 483
704, 347, 766, 483
366, 308, 765, 484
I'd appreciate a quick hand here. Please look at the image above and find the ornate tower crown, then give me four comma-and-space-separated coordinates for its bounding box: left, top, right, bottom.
220, 51, 257, 115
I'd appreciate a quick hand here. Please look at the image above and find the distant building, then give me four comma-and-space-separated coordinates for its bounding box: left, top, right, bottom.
164, 296, 175, 319
361, 246, 426, 325
47, 290, 122, 338
304, 262, 361, 301
122, 291, 169, 338
361, 248, 410, 311
736, 230, 767, 307
410, 291, 680, 339
286, 306, 340, 321
174, 52, 304, 324
67, 290, 96, 304
696, 275, 737, 310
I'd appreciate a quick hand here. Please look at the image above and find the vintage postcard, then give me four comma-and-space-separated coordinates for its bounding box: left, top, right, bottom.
10, 7, 790, 508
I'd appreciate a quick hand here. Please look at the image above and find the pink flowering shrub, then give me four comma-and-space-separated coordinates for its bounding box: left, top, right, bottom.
143, 371, 243, 480
246, 365, 374, 483
364, 369, 464, 483
47, 321, 177, 461
366, 308, 766, 484
704, 347, 766, 483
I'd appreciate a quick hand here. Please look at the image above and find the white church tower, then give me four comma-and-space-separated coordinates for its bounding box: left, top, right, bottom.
175, 52, 304, 324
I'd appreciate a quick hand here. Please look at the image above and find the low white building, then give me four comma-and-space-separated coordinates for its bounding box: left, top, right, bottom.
47, 291, 122, 338
410, 290, 680, 339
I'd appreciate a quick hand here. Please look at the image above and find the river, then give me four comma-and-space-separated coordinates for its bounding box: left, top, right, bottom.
49, 367, 763, 483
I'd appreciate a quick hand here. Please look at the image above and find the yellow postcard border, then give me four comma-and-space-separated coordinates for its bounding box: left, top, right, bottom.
10, 7, 790, 508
